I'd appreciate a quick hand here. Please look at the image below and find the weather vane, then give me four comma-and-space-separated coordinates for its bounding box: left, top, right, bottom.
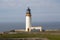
26, 0, 30, 7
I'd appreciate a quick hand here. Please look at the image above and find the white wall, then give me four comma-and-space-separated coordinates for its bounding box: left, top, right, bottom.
26, 16, 31, 31
30, 26, 42, 31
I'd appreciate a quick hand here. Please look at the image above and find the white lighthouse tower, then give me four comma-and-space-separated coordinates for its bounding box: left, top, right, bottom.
26, 7, 31, 32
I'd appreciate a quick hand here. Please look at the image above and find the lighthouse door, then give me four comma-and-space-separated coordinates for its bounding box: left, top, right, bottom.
28, 28, 29, 32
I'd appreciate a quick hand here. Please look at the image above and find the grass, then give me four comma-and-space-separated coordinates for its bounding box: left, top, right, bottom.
0, 32, 60, 40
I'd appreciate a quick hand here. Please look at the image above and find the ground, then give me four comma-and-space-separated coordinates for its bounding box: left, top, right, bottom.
0, 31, 60, 40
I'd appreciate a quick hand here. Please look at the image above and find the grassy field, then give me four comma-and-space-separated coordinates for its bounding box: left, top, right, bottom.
0, 32, 60, 40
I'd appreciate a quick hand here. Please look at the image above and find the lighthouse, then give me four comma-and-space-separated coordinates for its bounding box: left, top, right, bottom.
26, 7, 31, 32
14, 7, 42, 32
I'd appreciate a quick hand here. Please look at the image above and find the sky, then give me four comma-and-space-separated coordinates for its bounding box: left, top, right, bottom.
0, 0, 60, 22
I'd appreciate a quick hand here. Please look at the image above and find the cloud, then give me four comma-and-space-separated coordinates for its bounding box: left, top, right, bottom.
0, 0, 60, 8
0, 0, 60, 22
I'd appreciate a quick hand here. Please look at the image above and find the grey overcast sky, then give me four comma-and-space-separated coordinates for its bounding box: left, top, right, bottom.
0, 0, 60, 22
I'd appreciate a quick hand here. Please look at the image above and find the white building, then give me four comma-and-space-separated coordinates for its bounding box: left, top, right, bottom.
26, 7, 42, 32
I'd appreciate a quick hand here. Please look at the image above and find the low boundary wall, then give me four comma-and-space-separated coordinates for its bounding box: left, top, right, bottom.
0, 38, 48, 40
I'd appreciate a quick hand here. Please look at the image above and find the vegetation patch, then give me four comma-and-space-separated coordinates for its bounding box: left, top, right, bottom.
0, 32, 60, 40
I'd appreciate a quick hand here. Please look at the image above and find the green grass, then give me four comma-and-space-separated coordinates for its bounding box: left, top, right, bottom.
0, 32, 60, 40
